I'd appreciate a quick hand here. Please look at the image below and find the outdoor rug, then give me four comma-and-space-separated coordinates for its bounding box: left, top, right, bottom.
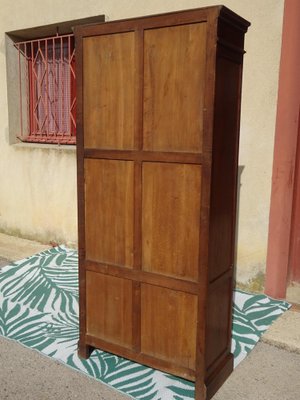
0, 246, 290, 399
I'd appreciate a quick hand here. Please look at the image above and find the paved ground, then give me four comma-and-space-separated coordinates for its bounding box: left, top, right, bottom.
214, 342, 300, 400
0, 233, 50, 262
0, 337, 300, 400
0, 256, 10, 268
0, 337, 127, 400
0, 233, 300, 399
287, 282, 300, 304
262, 308, 300, 354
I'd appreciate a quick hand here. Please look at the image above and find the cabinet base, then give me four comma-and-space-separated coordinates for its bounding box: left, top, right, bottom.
78, 336, 233, 400
205, 353, 234, 399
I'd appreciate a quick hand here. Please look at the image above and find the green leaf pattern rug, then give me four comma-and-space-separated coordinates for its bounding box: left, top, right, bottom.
0, 246, 290, 399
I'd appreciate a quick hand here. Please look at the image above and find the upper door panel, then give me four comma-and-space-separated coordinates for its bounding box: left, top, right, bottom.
143, 23, 207, 153
83, 32, 138, 150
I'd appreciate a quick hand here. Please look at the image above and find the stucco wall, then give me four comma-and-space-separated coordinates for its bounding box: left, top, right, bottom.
0, 0, 284, 282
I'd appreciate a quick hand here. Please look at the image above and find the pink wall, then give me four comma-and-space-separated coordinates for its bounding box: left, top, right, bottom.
265, 0, 300, 298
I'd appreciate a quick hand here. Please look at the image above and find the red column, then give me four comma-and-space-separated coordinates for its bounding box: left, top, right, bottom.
265, 0, 300, 298
289, 115, 300, 283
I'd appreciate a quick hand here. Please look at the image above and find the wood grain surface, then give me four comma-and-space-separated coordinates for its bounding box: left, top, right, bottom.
141, 283, 198, 369
143, 23, 206, 152
83, 32, 137, 150
86, 271, 133, 348
142, 162, 201, 281
85, 159, 134, 267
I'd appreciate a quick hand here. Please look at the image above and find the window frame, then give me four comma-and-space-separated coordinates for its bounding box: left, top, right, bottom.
15, 34, 77, 145
5, 15, 105, 147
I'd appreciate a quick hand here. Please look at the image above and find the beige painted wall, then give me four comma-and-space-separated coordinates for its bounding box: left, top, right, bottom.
0, 0, 284, 282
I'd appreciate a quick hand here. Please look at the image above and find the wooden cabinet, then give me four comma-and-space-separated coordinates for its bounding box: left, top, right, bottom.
75, 6, 250, 399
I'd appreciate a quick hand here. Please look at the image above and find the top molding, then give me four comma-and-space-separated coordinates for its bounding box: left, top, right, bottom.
74, 6, 250, 37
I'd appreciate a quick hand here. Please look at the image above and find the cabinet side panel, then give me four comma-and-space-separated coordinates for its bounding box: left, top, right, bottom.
205, 276, 232, 369
205, 29, 246, 396
143, 23, 206, 153
208, 56, 242, 282
85, 159, 134, 267
83, 33, 137, 150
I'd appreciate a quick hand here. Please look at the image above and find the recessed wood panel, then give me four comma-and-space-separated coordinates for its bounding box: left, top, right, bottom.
86, 271, 133, 348
83, 32, 137, 149
85, 159, 134, 267
142, 162, 201, 281
205, 277, 231, 369
143, 23, 206, 152
141, 284, 197, 369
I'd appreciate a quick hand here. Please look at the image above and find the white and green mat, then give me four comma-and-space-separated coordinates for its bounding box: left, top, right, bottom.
0, 246, 290, 399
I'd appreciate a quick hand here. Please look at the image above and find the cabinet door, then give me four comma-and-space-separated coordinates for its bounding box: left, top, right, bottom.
77, 11, 208, 382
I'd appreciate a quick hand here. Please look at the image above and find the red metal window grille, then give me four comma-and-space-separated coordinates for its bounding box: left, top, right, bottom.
15, 34, 76, 145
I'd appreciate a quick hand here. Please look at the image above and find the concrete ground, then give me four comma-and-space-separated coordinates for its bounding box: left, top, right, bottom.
287, 282, 300, 304
0, 232, 51, 261
0, 233, 300, 400
0, 256, 10, 268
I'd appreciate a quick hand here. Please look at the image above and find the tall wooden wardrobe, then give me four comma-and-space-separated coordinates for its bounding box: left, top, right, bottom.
75, 6, 250, 399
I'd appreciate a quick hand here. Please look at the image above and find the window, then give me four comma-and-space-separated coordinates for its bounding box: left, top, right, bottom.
6, 15, 105, 146
15, 34, 76, 144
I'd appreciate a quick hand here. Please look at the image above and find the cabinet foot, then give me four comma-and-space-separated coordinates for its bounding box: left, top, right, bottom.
195, 380, 207, 400
78, 341, 94, 359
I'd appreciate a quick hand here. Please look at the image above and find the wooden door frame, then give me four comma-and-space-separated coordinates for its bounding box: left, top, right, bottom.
265, 0, 300, 299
